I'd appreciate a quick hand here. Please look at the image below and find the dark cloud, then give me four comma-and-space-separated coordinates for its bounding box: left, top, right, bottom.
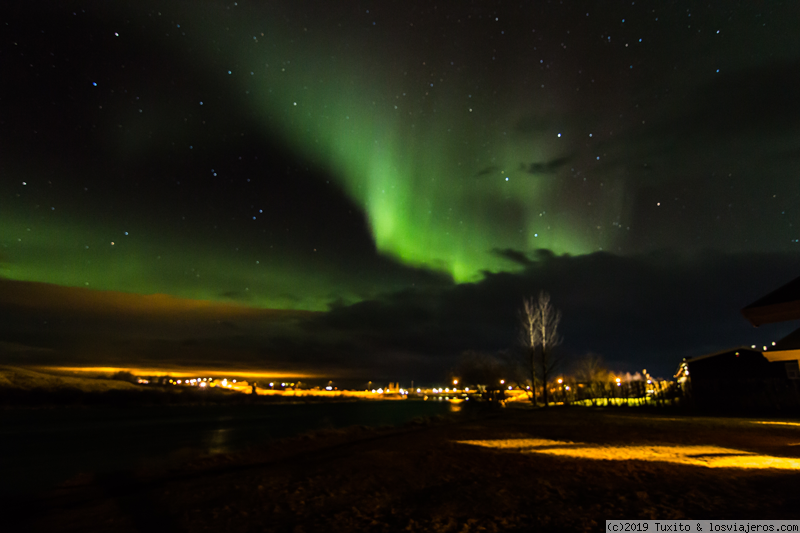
492, 248, 534, 267
475, 166, 500, 177
523, 156, 573, 175
310, 250, 800, 379
2, 252, 799, 381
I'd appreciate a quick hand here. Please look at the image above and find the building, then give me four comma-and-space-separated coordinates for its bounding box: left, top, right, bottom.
676, 346, 799, 410
741, 275, 800, 380
676, 276, 800, 410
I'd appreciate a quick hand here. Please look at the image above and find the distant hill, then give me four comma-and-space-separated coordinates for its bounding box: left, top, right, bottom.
0, 366, 140, 393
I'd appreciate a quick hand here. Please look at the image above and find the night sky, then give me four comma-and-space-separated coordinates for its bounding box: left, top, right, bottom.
2, 1, 800, 380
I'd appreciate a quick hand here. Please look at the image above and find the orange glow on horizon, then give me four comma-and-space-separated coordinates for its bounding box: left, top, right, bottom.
0, 278, 319, 318
41, 366, 318, 380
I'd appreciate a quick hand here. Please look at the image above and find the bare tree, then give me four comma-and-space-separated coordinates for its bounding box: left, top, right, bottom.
574, 353, 609, 383
520, 292, 562, 407
573, 353, 609, 404
520, 297, 539, 406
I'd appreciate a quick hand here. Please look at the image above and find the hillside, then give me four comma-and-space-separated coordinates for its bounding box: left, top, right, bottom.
0, 366, 141, 393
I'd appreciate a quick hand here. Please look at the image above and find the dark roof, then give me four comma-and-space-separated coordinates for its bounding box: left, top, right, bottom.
681, 346, 762, 365
677, 347, 787, 381
741, 275, 800, 326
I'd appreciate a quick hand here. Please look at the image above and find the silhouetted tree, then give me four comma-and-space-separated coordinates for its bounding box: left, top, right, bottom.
455, 350, 507, 390
110, 370, 136, 383
574, 353, 610, 402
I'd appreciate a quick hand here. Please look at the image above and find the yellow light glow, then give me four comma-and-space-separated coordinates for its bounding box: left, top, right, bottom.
453, 379, 459, 385
752, 421, 800, 427
557, 378, 563, 384
456, 439, 800, 470
40, 366, 314, 379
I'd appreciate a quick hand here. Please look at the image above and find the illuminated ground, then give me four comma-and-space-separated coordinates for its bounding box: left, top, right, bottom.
9, 407, 800, 531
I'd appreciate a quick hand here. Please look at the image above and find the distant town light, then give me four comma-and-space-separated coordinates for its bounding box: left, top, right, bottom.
500, 379, 505, 384
557, 378, 563, 384
453, 379, 458, 385
378, 388, 384, 393
508, 386, 512, 390
615, 378, 621, 383
416, 388, 421, 393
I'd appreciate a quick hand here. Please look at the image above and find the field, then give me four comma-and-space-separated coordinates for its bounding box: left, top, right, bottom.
7, 406, 800, 532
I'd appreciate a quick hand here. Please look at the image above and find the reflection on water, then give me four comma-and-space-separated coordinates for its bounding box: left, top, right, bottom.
0, 401, 453, 495
449, 400, 464, 412
457, 438, 800, 470
206, 427, 233, 455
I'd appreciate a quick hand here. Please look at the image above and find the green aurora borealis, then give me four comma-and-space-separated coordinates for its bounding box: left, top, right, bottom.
2, 0, 800, 313
203, 4, 605, 282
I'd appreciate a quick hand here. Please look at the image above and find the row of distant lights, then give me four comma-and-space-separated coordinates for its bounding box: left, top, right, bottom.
167, 377, 237, 388
370, 388, 410, 395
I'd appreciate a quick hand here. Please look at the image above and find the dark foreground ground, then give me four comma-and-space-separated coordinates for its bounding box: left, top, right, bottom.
7, 406, 800, 532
